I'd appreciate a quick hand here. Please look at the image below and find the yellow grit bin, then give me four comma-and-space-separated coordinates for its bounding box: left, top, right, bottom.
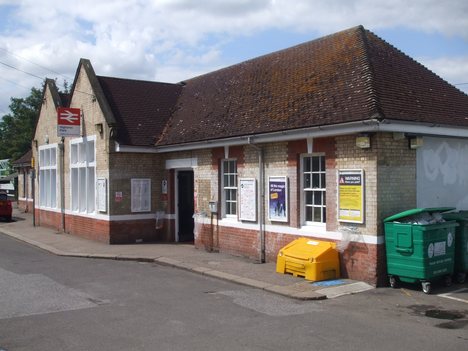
276, 238, 340, 282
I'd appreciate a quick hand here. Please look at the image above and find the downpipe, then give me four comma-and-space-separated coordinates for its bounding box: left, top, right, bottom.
248, 137, 265, 263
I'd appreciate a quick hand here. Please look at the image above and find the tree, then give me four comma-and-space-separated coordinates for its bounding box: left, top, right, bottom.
0, 86, 43, 162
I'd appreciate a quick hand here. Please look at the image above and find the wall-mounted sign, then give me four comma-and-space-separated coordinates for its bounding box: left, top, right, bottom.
338, 169, 364, 223
57, 107, 81, 137
115, 191, 123, 203
268, 176, 288, 222
97, 178, 107, 212
239, 178, 257, 221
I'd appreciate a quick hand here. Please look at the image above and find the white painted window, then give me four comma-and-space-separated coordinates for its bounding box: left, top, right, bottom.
131, 179, 151, 212
222, 159, 237, 217
70, 137, 95, 213
302, 154, 326, 223
39, 145, 57, 208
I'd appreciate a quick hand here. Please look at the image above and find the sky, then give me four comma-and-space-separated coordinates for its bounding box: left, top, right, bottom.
0, 0, 467, 117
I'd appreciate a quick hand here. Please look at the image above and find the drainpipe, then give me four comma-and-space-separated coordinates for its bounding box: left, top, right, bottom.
31, 168, 36, 227
59, 137, 65, 232
248, 138, 265, 263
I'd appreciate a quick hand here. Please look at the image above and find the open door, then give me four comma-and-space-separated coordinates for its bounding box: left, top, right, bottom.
177, 170, 194, 242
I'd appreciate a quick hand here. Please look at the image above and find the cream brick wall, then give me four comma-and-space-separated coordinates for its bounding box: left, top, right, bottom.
335, 135, 378, 236
375, 132, 416, 231
334, 133, 417, 237
34, 67, 111, 214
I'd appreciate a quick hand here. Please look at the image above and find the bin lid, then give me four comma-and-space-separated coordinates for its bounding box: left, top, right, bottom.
383, 207, 455, 223
442, 211, 468, 221
280, 238, 336, 259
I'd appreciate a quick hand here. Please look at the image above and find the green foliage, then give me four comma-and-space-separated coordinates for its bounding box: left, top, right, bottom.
0, 86, 43, 161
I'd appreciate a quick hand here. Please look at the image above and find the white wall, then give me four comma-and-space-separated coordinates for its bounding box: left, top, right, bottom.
417, 136, 468, 209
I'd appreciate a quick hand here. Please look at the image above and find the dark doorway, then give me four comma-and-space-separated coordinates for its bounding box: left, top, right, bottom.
177, 170, 194, 242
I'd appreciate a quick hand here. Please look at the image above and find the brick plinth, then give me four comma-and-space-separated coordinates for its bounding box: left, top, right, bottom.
196, 223, 385, 286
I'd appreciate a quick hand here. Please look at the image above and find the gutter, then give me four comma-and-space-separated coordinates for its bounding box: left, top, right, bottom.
114, 119, 468, 154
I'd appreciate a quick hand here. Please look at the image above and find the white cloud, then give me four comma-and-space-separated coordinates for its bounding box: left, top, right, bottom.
0, 0, 467, 114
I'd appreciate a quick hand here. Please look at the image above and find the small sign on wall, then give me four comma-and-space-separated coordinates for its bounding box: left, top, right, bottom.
97, 178, 107, 212
338, 169, 364, 223
239, 178, 257, 221
115, 191, 123, 202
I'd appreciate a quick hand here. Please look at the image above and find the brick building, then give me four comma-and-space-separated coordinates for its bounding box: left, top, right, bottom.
32, 26, 468, 285
12, 149, 33, 212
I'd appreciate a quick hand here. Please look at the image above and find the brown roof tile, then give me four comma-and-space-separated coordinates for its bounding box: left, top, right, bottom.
364, 30, 468, 125
97, 76, 182, 146
156, 26, 468, 146
12, 149, 32, 166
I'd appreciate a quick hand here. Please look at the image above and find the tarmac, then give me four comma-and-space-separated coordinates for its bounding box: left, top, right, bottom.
0, 206, 374, 300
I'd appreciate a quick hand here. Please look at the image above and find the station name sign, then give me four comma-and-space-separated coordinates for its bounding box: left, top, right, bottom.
57, 107, 81, 137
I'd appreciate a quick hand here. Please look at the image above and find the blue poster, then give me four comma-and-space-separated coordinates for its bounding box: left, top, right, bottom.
269, 177, 288, 222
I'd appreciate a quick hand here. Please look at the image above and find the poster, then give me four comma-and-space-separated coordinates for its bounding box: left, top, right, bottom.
268, 176, 288, 222
97, 178, 107, 212
338, 170, 364, 223
239, 178, 256, 221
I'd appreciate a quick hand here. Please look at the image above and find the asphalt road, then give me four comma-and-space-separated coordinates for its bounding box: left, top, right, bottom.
0, 233, 467, 351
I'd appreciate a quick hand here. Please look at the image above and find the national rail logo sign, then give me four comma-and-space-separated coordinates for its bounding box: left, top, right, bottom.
57, 107, 81, 137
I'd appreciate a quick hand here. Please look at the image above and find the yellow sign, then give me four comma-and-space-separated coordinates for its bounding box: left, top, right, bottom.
338, 170, 364, 223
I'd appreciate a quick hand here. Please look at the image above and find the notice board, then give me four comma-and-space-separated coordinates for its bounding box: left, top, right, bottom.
97, 178, 107, 212
239, 178, 257, 221
338, 170, 364, 223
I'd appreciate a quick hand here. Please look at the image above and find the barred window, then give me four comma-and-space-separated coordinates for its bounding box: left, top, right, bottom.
39, 145, 57, 208
222, 160, 237, 217
303, 155, 326, 223
70, 137, 95, 213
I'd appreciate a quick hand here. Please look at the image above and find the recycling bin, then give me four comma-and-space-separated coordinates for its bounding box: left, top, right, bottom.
276, 238, 340, 282
442, 211, 468, 283
384, 207, 458, 294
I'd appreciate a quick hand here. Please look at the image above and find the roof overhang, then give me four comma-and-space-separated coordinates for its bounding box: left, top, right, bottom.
114, 119, 468, 154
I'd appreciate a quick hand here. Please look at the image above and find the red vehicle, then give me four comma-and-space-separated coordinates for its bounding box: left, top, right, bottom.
0, 192, 12, 222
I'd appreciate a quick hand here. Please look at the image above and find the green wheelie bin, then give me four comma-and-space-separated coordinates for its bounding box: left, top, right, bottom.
442, 211, 468, 284
384, 207, 458, 294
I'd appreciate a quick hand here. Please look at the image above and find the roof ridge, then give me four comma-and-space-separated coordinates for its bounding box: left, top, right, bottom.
97, 75, 181, 87
358, 26, 386, 120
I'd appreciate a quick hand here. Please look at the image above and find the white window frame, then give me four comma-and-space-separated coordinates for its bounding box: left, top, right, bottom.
70, 136, 96, 214
131, 178, 151, 212
221, 159, 238, 218
301, 153, 326, 225
38, 144, 58, 209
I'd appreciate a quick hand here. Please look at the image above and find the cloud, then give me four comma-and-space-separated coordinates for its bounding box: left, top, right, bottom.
0, 0, 467, 115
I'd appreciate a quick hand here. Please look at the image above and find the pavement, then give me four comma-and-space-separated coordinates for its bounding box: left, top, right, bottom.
0, 206, 374, 300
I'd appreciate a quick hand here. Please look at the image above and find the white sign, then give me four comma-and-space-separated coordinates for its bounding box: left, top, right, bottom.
239, 178, 256, 221
97, 178, 107, 212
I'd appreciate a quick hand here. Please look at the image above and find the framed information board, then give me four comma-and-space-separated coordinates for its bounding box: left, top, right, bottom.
97, 178, 107, 212
338, 169, 364, 223
239, 178, 257, 221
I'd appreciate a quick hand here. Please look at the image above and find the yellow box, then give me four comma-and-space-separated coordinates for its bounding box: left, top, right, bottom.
276, 238, 340, 281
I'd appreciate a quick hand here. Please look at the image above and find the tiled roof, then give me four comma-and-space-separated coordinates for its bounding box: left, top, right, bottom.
155, 26, 468, 146
12, 149, 32, 166
365, 30, 468, 125
97, 76, 182, 146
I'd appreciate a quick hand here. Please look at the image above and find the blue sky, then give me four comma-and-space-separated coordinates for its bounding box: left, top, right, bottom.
0, 0, 467, 116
